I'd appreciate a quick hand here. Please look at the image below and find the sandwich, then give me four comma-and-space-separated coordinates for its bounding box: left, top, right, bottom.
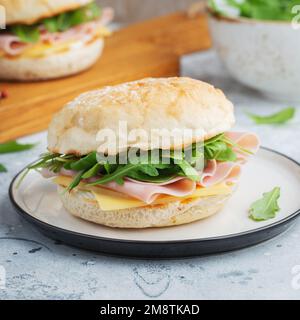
26, 77, 259, 228
0, 0, 113, 80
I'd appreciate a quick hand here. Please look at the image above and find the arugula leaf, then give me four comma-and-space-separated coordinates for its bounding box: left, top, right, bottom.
88, 164, 138, 186
28, 153, 60, 170
43, 3, 101, 33
81, 163, 102, 179
214, 147, 237, 162
43, 17, 60, 33
247, 107, 295, 125
204, 135, 238, 162
24, 132, 250, 190
127, 170, 178, 184
57, 12, 72, 32
176, 160, 200, 182
0, 164, 7, 172
68, 171, 85, 191
10, 25, 40, 43
8, 1, 102, 43
249, 187, 281, 221
138, 165, 159, 177
0, 141, 36, 154
70, 152, 97, 171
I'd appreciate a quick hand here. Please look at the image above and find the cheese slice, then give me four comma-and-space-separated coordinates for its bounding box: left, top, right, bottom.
0, 27, 110, 59
53, 176, 233, 211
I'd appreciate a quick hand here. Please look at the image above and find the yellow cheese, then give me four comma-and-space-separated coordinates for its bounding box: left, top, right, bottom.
53, 175, 232, 211
0, 27, 111, 59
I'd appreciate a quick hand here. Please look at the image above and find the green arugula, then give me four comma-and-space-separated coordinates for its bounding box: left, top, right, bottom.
10, 25, 40, 43
204, 135, 238, 162
247, 107, 295, 125
0, 164, 7, 172
26, 133, 248, 191
249, 187, 281, 221
43, 2, 101, 33
4, 2, 102, 43
0, 140, 36, 174
67, 170, 85, 191
209, 0, 300, 21
0, 141, 36, 154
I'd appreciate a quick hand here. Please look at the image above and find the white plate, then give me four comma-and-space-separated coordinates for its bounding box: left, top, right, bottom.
9, 148, 300, 258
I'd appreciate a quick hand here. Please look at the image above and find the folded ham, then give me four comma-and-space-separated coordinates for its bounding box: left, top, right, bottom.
41, 132, 259, 204
0, 7, 114, 56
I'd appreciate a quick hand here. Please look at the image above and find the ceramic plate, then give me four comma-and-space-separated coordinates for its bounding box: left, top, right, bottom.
9, 148, 300, 258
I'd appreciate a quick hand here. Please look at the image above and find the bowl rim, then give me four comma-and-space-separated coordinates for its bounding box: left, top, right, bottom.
207, 6, 296, 26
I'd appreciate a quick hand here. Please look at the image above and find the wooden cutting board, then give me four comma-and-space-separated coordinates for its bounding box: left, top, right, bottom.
0, 12, 211, 142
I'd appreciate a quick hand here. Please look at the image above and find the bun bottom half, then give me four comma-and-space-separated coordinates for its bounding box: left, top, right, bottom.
0, 39, 104, 81
58, 185, 233, 229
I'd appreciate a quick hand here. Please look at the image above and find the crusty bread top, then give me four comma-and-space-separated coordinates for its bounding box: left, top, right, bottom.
0, 0, 92, 25
48, 77, 235, 155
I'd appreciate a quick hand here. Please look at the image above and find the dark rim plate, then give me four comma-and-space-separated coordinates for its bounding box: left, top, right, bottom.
9, 147, 300, 258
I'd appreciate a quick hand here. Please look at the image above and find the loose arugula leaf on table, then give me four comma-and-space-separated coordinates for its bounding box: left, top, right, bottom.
0, 141, 36, 154
0, 164, 7, 172
0, 140, 36, 175
247, 107, 295, 125
249, 187, 281, 221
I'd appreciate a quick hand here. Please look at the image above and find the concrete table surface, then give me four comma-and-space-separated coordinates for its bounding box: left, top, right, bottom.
0, 51, 300, 300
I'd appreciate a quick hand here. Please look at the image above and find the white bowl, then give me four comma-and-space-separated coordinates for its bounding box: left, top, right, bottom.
208, 11, 300, 102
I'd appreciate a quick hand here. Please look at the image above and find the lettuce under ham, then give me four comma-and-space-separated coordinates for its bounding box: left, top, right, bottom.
37, 132, 259, 204
0, 7, 113, 56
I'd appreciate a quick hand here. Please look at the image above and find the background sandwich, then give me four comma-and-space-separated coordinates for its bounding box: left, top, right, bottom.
26, 77, 259, 228
0, 0, 113, 80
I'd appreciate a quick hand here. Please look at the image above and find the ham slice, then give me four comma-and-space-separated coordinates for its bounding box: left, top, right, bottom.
225, 132, 260, 163
0, 35, 28, 56
103, 178, 196, 204
41, 131, 259, 204
0, 7, 114, 56
200, 160, 241, 187
200, 132, 260, 186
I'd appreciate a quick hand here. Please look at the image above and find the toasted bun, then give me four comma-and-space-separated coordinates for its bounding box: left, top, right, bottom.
48, 77, 235, 155
1, 0, 93, 25
0, 39, 103, 81
58, 185, 232, 229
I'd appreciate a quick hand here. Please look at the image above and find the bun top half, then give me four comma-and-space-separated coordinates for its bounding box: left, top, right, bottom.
0, 0, 93, 25
48, 77, 235, 155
